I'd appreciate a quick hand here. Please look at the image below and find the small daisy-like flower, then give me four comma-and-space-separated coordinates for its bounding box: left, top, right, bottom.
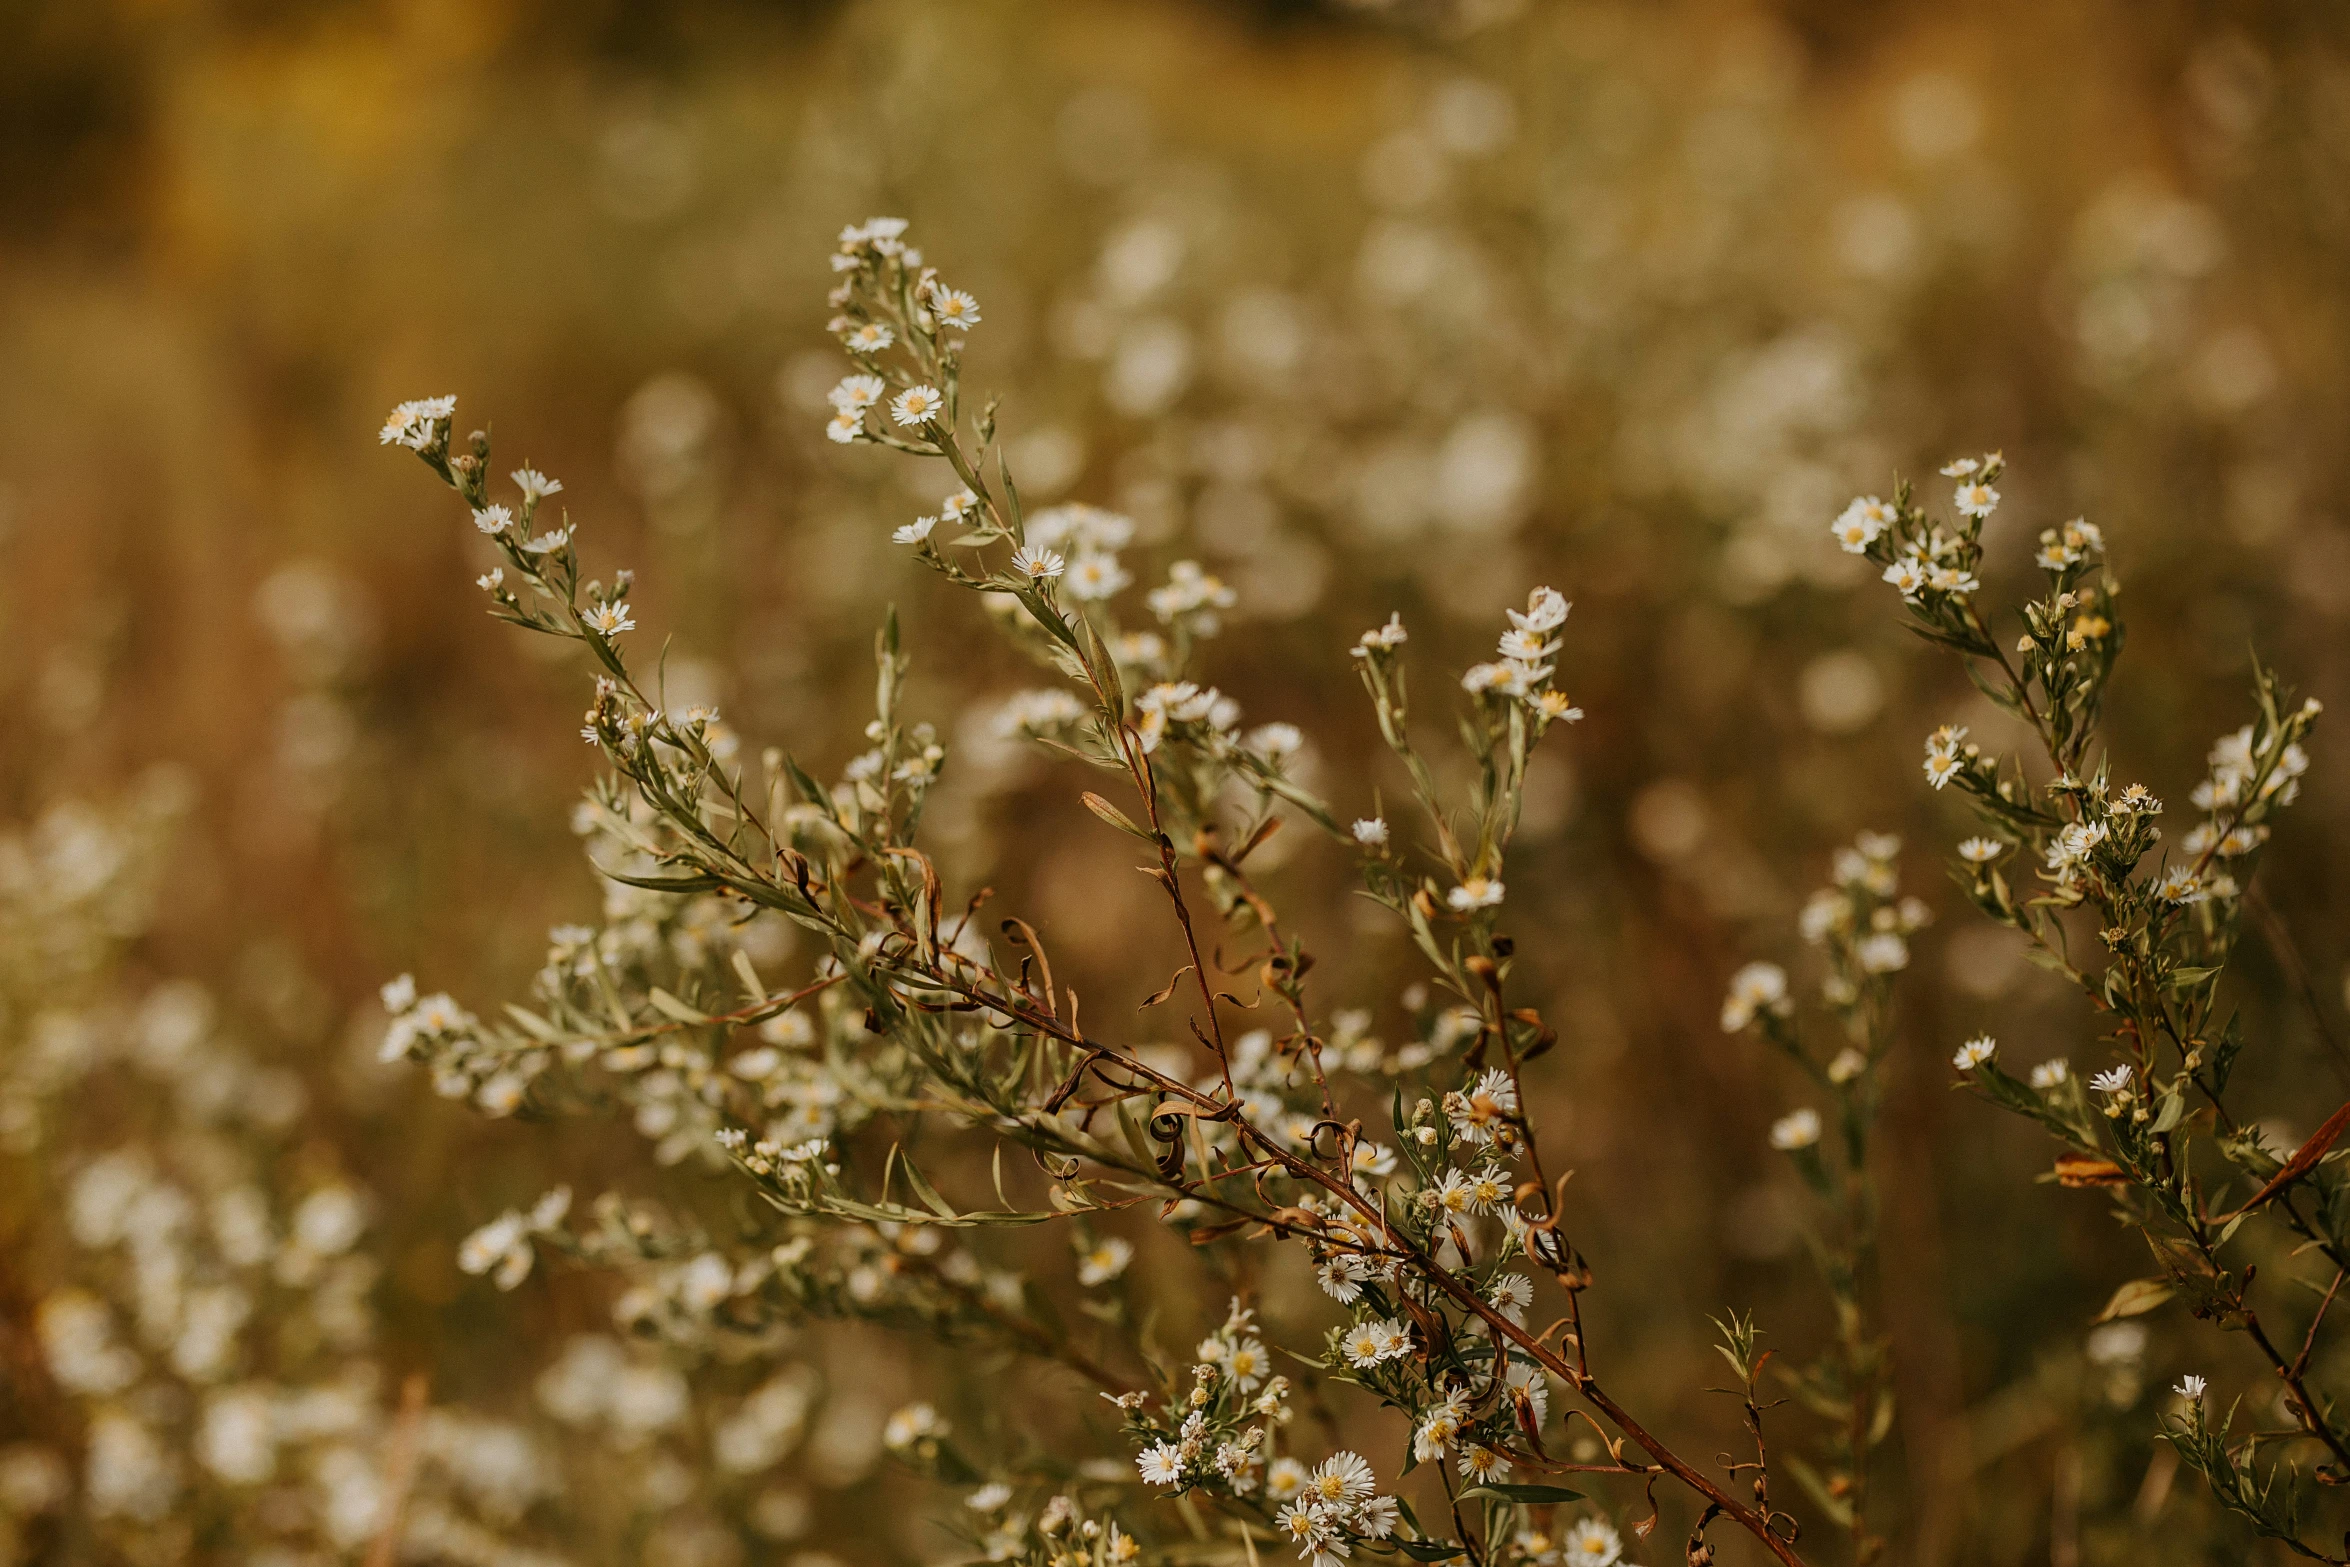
1856, 932, 1909, 973
1136, 1443, 1186, 1487
1076, 1236, 1133, 1287
584, 601, 635, 636
1316, 1259, 1372, 1306
477, 568, 504, 593
1457, 1444, 1511, 1482
1940, 457, 1980, 477
379, 395, 456, 448
845, 322, 895, 354
1957, 837, 2006, 863
826, 410, 863, 444
1953, 482, 2000, 518
1065, 553, 1132, 601
1882, 556, 1929, 597
828, 374, 885, 412
1487, 1274, 1533, 1321
1827, 1048, 1868, 1084
1720, 962, 1788, 1032
1352, 818, 1389, 847
891, 385, 944, 425
1536, 690, 1584, 722
1497, 628, 1552, 662
1276, 1499, 1334, 1558
1413, 1394, 1470, 1461
1561, 1519, 1623, 1567
2175, 1374, 2207, 1401
1310, 1451, 1377, 1504
473, 504, 513, 534
1952, 1036, 1996, 1071
1342, 1321, 1391, 1368
1223, 1339, 1269, 1391
1447, 877, 1505, 912
2153, 867, 2209, 905
1831, 496, 1895, 553
894, 516, 938, 546
1265, 1457, 1309, 1502
1508, 587, 1570, 633
930, 288, 982, 331
1429, 1169, 1482, 1217
2029, 1058, 2070, 1089
883, 1403, 948, 1449
2046, 821, 2109, 873
1449, 1068, 1519, 1144
1463, 1165, 1511, 1212
965, 1483, 1012, 1513
1354, 613, 1409, 653
2090, 1065, 2134, 1096
1924, 750, 1963, 790
1009, 544, 1066, 581
940, 486, 980, 521
1769, 1108, 1822, 1150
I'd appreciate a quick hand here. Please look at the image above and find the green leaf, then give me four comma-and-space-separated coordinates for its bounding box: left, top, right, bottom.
502, 1004, 563, 1042
1781, 1453, 1854, 1528
2092, 1277, 2176, 1323
899, 1157, 961, 1221
1082, 792, 1153, 841
648, 988, 714, 1025
1455, 1483, 1583, 1505
731, 949, 768, 1004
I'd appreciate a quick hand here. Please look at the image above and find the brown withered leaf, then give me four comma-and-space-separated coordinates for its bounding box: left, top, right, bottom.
2224, 1096, 2350, 1218
2053, 1154, 2130, 1188
1138, 965, 1193, 1009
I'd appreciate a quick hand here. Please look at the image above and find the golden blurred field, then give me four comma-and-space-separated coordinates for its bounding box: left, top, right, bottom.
6, 0, 2350, 1561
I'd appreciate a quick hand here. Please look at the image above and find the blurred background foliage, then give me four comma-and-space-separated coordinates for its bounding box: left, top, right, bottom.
5, 0, 2350, 1561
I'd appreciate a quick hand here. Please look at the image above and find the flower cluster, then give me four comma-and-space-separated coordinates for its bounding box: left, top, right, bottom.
1863, 458, 2346, 1555
0, 787, 838, 1563
364, 213, 1820, 1567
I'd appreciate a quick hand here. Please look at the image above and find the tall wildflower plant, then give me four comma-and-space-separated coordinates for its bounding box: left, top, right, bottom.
379, 217, 1848, 1567
1720, 832, 1925, 1561
1835, 458, 2344, 1556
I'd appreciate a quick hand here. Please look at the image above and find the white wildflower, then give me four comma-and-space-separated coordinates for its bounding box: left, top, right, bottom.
1447, 877, 1504, 912
1720, 962, 1788, 1031
930, 288, 982, 331
890, 385, 943, 426
1010, 544, 1067, 581
1953, 482, 1999, 518
1831, 496, 1894, 553
1769, 1108, 1822, 1150
1076, 1237, 1134, 1288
